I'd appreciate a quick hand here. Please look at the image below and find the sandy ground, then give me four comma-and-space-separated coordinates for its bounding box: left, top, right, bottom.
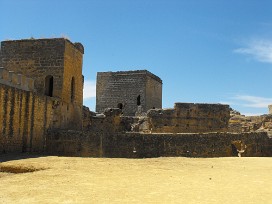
0, 155, 271, 204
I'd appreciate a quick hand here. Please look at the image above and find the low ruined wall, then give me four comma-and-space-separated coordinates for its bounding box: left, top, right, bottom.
46, 130, 102, 157
147, 103, 230, 133
46, 131, 272, 158
83, 108, 126, 133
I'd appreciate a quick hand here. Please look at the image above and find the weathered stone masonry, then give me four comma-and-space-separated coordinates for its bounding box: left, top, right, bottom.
1, 37, 272, 158
0, 81, 53, 153
0, 67, 35, 92
96, 70, 162, 116
0, 38, 85, 153
1, 38, 84, 129
147, 103, 230, 133
46, 131, 272, 158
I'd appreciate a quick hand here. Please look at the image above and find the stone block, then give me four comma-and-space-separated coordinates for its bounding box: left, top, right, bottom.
8, 71, 14, 82
27, 78, 35, 91
11, 72, 19, 86
1, 69, 9, 81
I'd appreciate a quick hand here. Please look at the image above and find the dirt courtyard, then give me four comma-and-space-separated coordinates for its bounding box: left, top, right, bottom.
0, 155, 271, 204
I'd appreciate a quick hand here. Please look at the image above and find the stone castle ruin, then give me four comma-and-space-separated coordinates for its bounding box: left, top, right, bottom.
1, 38, 272, 157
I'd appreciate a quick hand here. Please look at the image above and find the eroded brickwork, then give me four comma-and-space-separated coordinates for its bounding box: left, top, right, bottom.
96, 70, 162, 116
147, 103, 230, 133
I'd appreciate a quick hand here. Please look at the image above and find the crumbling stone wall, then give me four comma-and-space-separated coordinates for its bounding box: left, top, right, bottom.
228, 112, 272, 136
46, 131, 272, 158
96, 70, 162, 116
0, 38, 84, 129
83, 107, 125, 133
147, 103, 230, 133
83, 106, 146, 133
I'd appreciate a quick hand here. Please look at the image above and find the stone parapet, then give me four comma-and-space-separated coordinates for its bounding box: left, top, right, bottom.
0, 67, 35, 91
97, 70, 162, 83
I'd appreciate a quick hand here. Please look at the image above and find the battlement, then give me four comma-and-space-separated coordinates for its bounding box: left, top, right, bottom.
0, 67, 35, 91
1, 38, 84, 54
97, 70, 162, 83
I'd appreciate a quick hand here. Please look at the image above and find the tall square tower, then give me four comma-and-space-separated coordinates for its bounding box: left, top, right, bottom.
0, 38, 84, 106
96, 70, 162, 116
0, 38, 84, 129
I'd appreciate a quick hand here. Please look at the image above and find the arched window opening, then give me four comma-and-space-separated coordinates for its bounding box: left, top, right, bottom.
71, 77, 75, 102
137, 95, 141, 106
45, 75, 53, 97
117, 103, 123, 110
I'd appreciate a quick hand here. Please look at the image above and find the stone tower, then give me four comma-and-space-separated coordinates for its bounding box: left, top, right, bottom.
0, 38, 84, 129
0, 38, 84, 105
96, 70, 162, 116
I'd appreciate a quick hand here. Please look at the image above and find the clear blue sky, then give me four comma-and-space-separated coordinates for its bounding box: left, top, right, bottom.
1, 0, 272, 115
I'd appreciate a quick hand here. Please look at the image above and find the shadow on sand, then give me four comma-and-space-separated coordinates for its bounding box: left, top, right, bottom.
0, 153, 48, 163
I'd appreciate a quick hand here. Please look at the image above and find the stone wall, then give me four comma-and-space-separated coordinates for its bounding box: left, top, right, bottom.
62, 40, 84, 129
0, 81, 82, 153
83, 108, 125, 133
96, 70, 162, 116
0, 83, 54, 153
46, 131, 272, 158
145, 74, 162, 111
62, 40, 84, 106
0, 67, 35, 91
1, 38, 65, 96
147, 103, 230, 133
